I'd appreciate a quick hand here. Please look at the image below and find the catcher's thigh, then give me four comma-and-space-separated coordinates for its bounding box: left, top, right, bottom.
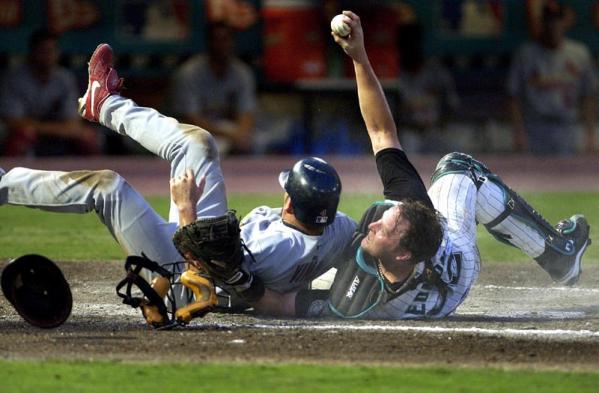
428, 173, 478, 244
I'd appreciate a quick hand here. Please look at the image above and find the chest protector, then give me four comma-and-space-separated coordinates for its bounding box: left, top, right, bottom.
328, 203, 391, 318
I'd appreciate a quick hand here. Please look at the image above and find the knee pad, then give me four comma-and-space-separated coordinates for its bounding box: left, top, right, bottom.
431, 152, 497, 190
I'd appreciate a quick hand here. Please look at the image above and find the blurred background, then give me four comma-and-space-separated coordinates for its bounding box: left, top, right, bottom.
0, 0, 598, 157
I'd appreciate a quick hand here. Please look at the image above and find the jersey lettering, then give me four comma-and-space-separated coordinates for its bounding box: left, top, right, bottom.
414, 291, 429, 302
406, 302, 426, 315
346, 275, 360, 299
437, 250, 462, 285
405, 283, 433, 316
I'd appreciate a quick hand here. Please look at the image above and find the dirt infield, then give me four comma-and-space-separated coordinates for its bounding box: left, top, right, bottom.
1, 260, 599, 370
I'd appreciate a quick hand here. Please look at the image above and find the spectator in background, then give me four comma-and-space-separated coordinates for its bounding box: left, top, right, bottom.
0, 29, 100, 156
508, 2, 598, 155
395, 23, 459, 154
166, 21, 256, 155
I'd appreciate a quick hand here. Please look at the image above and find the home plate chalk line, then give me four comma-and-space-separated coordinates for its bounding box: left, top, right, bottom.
481, 284, 599, 293
245, 324, 599, 340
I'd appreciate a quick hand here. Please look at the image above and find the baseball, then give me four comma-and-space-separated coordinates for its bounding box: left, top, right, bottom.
331, 14, 351, 37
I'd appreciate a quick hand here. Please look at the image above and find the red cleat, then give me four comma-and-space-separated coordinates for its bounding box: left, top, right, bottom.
78, 43, 123, 122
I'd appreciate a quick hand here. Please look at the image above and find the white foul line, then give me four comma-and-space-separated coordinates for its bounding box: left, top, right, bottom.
247, 323, 599, 340
479, 284, 599, 293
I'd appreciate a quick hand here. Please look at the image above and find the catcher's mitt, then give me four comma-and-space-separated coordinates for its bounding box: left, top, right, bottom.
172, 210, 264, 302
173, 210, 243, 280
1, 254, 72, 328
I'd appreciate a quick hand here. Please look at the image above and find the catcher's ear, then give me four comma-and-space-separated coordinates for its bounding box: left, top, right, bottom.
394, 249, 412, 263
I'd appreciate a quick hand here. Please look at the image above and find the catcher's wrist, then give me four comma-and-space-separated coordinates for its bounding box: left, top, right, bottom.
176, 203, 196, 213
176, 204, 197, 225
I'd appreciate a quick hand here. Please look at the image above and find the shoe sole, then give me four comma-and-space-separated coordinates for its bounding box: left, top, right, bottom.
89, 43, 113, 72
556, 222, 591, 286
79, 44, 113, 120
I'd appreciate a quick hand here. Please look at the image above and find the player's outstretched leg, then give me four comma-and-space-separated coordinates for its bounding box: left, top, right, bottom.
0, 167, 181, 263
430, 152, 591, 286
78, 43, 227, 221
0, 166, 192, 308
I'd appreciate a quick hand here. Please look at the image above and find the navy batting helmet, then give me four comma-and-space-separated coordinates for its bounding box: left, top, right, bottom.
279, 157, 341, 227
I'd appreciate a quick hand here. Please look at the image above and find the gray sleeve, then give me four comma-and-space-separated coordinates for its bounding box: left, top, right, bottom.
333, 212, 358, 254
340, 213, 357, 242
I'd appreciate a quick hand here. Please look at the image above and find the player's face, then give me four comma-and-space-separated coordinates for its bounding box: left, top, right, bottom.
361, 205, 410, 259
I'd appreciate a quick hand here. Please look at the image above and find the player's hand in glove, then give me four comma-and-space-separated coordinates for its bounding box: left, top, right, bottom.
172, 210, 265, 303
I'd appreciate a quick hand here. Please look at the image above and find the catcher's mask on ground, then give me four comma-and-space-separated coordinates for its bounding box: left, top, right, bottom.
1, 254, 72, 328
116, 255, 219, 329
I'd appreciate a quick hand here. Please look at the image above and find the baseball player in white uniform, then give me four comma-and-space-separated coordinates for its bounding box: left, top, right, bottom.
263, 11, 591, 320
0, 44, 356, 324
